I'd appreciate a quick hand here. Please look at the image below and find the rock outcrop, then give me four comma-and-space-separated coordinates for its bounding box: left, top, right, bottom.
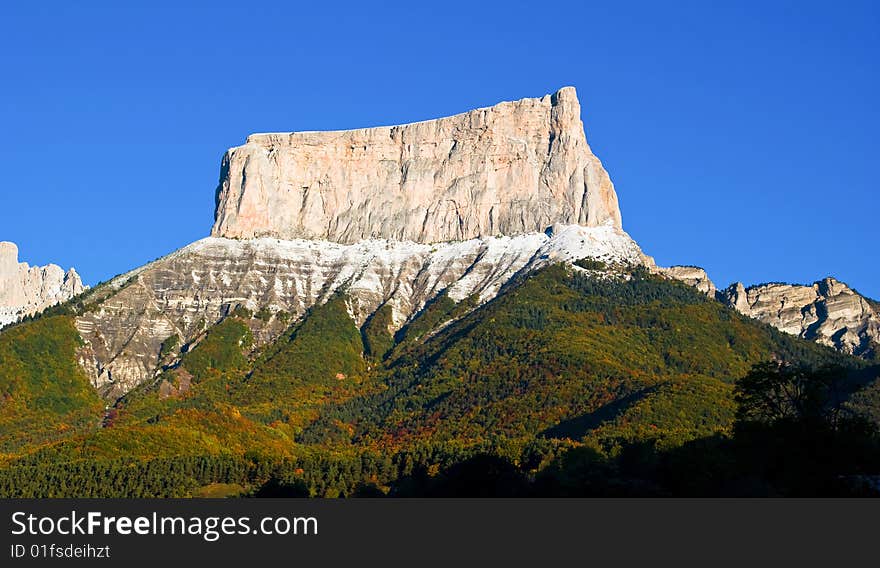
654, 265, 717, 298
75, 225, 646, 399
212, 86, 622, 243
720, 278, 880, 358
0, 241, 85, 327
658, 263, 879, 358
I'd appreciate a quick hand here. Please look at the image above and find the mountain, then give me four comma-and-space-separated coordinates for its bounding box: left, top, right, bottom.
60, 86, 646, 401
0, 262, 866, 497
76, 224, 645, 400
212, 86, 621, 243
659, 266, 879, 359
0, 87, 877, 497
720, 278, 879, 358
0, 241, 85, 328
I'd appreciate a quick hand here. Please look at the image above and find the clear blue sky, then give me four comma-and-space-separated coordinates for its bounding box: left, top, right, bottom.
1, 1, 877, 297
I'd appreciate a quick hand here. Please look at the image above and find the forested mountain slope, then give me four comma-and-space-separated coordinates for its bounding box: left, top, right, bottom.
1, 263, 873, 497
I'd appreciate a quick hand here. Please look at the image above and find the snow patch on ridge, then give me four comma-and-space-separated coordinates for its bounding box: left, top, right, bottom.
179, 224, 644, 311
74, 224, 645, 399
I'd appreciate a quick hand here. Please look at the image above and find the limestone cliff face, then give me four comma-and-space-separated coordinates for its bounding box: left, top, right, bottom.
720, 278, 880, 358
0, 241, 85, 327
211, 87, 622, 243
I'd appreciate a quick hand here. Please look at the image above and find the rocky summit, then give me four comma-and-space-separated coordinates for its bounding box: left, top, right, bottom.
653, 265, 717, 298
0, 241, 85, 328
211, 86, 622, 243
659, 265, 880, 358
720, 278, 880, 358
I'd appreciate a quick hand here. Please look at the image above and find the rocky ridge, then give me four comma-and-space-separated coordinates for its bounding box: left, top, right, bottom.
720, 278, 879, 358
653, 265, 717, 298
0, 241, 85, 328
660, 265, 879, 358
75, 225, 645, 399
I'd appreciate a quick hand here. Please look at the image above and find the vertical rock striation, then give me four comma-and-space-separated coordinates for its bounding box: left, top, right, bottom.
211, 86, 622, 243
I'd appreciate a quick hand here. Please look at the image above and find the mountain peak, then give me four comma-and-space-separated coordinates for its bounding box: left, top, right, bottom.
0, 241, 18, 268
211, 86, 622, 243
0, 240, 86, 328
